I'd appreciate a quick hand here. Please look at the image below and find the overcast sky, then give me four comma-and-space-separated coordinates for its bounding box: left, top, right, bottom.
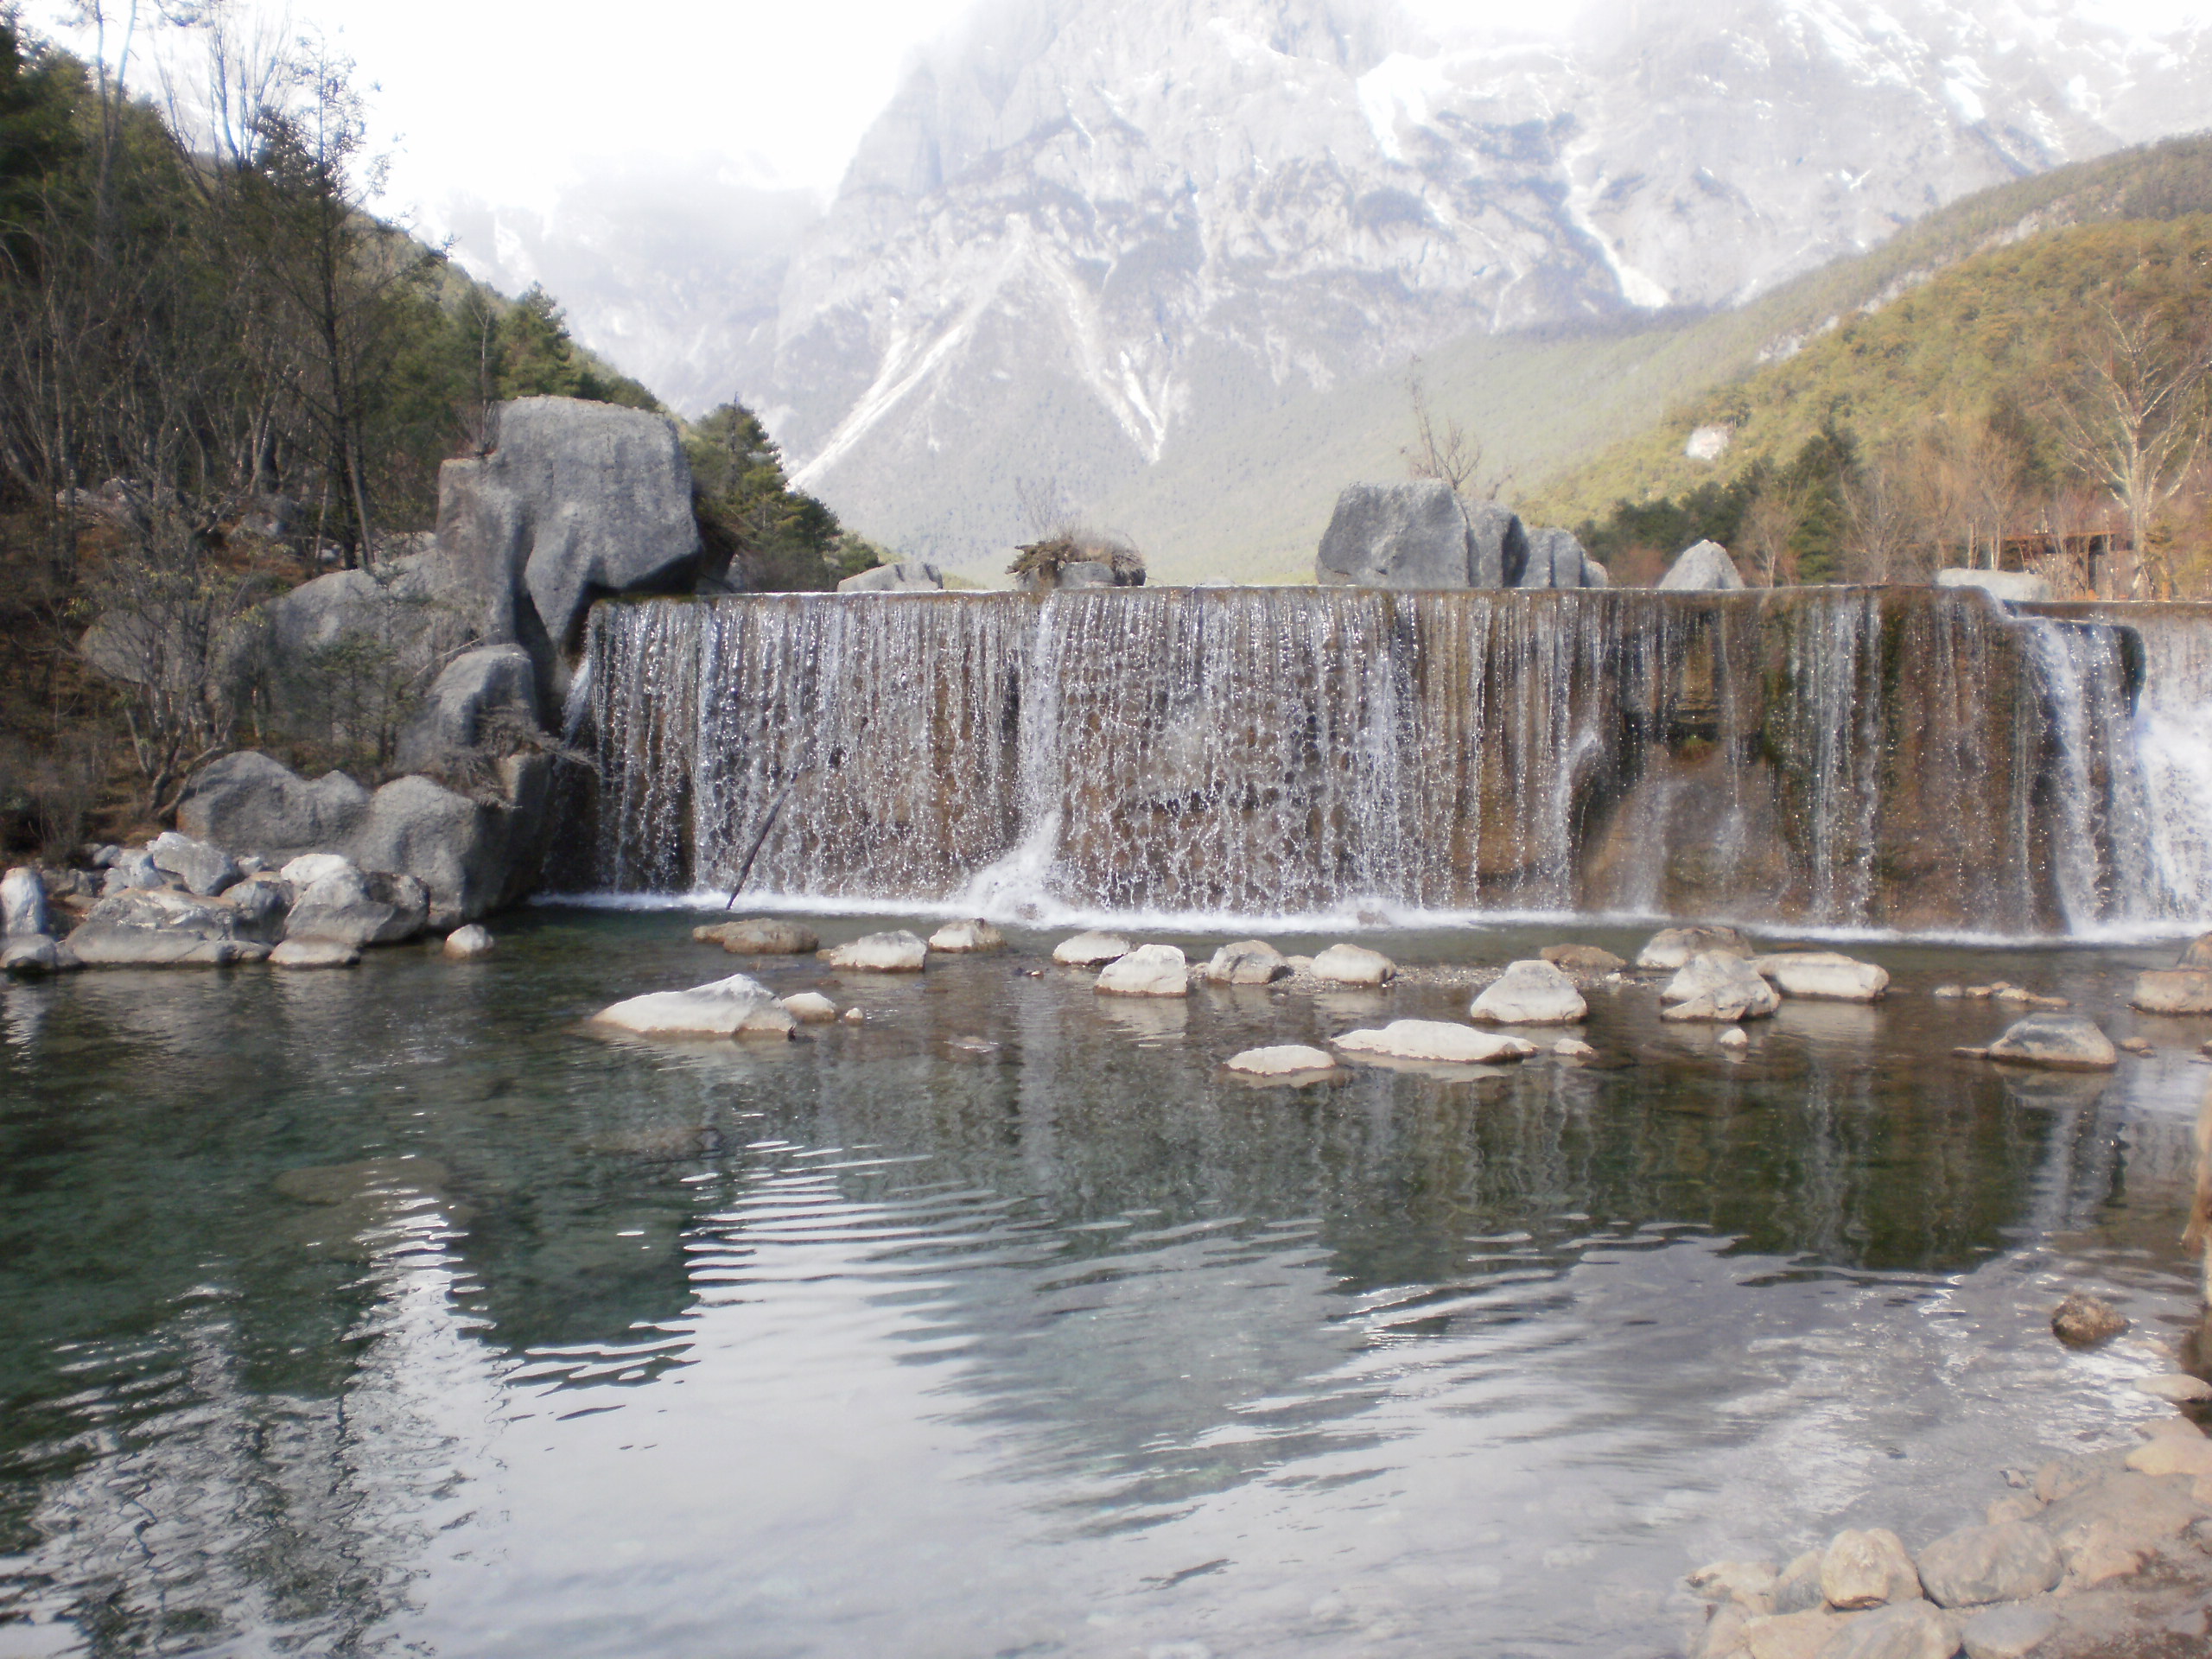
22, 0, 2209, 235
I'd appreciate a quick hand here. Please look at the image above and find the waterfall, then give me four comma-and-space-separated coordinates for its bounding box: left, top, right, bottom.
574, 588, 2212, 937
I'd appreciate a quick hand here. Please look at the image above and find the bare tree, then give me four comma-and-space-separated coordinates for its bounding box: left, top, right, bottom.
1402, 360, 1502, 500
1839, 444, 1920, 583
1739, 473, 1808, 587
2045, 297, 2212, 600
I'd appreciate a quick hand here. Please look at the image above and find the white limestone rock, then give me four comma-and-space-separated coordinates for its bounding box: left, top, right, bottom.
1203, 938, 1292, 984
1637, 925, 1753, 969
1469, 959, 1587, 1025
1052, 931, 1132, 967
1332, 1020, 1535, 1065
1656, 539, 1745, 591
824, 930, 929, 971
1224, 1045, 1338, 1077
927, 918, 1006, 952
149, 831, 240, 898
442, 925, 495, 961
3, 865, 51, 937
1983, 1014, 2117, 1071
270, 938, 362, 969
590, 972, 779, 1038
2130, 968, 2212, 1014
1661, 953, 1781, 1021
1752, 950, 1889, 1001
1310, 943, 1395, 986
1096, 943, 1189, 996
780, 992, 840, 1024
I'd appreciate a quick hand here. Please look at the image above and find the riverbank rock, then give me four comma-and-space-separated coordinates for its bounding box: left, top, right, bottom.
1541, 943, 1626, 974
148, 831, 240, 898
1204, 938, 1292, 984
1662, 953, 1781, 1021
1914, 1522, 2061, 1608
2050, 1292, 2127, 1348
2124, 1436, 2212, 1479
1332, 1020, 1536, 1065
1096, 944, 1189, 996
1637, 925, 1753, 969
780, 992, 838, 1024
285, 866, 429, 947
1820, 1529, 1923, 1610
927, 918, 1004, 952
695, 918, 819, 955
1956, 1605, 2056, 1659
1819, 1598, 1956, 1659
1052, 931, 1131, 967
3, 937, 67, 974
442, 925, 495, 961
1311, 943, 1396, 986
2037, 1466, 2202, 1586
2131, 969, 2212, 1014
2133, 1373, 2212, 1404
270, 938, 361, 969
1983, 1014, 2118, 1071
1752, 951, 1889, 1001
1470, 959, 1587, 1024
3, 866, 50, 937
824, 930, 928, 971
589, 971, 785, 1038
1224, 1045, 1338, 1077
66, 887, 271, 966
1657, 539, 1745, 591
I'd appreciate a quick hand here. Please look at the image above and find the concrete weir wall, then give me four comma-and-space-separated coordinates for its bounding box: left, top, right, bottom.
566, 586, 2212, 936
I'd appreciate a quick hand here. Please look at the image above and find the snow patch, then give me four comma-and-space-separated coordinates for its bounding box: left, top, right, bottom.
1356, 54, 1452, 163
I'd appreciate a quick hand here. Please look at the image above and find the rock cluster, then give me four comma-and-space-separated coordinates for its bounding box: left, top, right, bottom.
1314, 480, 1607, 589
2132, 934, 2212, 1014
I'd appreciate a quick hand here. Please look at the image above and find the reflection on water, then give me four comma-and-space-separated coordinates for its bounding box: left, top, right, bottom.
0, 912, 2205, 1657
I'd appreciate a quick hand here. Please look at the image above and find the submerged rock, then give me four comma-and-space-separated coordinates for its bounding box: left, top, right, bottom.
2130, 968, 2212, 1014
1661, 953, 1780, 1022
1052, 931, 1132, 967
1310, 943, 1396, 986
442, 925, 495, 961
695, 917, 820, 955
1983, 1014, 2117, 1071
1637, 925, 1753, 969
2049, 1291, 2127, 1348
1469, 959, 1587, 1024
270, 938, 361, 969
1751, 950, 1889, 1001
927, 918, 1005, 952
1541, 942, 1626, 974
1204, 938, 1293, 985
1096, 943, 1189, 996
824, 930, 928, 971
589, 972, 784, 1038
1224, 1044, 1338, 1077
1332, 1020, 1535, 1065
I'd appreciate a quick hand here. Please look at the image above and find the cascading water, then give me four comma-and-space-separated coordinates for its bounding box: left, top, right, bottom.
571, 587, 2212, 936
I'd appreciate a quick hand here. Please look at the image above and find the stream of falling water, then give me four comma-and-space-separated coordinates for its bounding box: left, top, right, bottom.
569, 588, 2212, 938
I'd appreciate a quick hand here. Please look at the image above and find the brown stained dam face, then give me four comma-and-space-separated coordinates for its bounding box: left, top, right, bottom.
569, 587, 2212, 935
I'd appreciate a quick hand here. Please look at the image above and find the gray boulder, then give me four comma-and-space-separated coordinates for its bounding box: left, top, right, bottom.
1516, 527, 1606, 589
435, 397, 699, 686
264, 556, 467, 687
1315, 480, 1530, 589
394, 645, 539, 773
1818, 1528, 1923, 1610
1662, 952, 1781, 1021
1470, 959, 1588, 1025
2129, 968, 2212, 1014
66, 888, 271, 966
270, 938, 361, 969
2, 866, 49, 938
149, 831, 239, 898
175, 752, 371, 859
100, 849, 163, 896
3, 937, 67, 975
213, 874, 292, 943
1983, 1013, 2118, 1071
284, 867, 429, 947
1637, 924, 1753, 969
1657, 539, 1745, 591
1914, 1522, 2061, 1608
342, 766, 550, 927
838, 561, 945, 593
1203, 939, 1292, 985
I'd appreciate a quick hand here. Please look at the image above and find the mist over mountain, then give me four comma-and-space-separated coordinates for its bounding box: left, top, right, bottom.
476, 0, 2212, 572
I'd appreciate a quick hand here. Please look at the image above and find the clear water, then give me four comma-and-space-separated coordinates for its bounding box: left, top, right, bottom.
2, 911, 2207, 1658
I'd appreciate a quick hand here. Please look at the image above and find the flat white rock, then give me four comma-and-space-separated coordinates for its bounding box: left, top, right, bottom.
1470, 959, 1587, 1024
442, 925, 495, 961
780, 991, 840, 1024
2134, 1372, 2212, 1404
1310, 943, 1395, 986
591, 971, 778, 1037
1096, 943, 1189, 996
1332, 1020, 1535, 1064
270, 938, 360, 969
1052, 930, 1131, 967
824, 930, 928, 971
927, 918, 1005, 952
1660, 952, 1780, 1021
1224, 1044, 1338, 1077
1751, 950, 1889, 1001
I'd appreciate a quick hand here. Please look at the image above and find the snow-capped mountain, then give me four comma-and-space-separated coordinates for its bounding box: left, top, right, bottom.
496, 0, 2212, 565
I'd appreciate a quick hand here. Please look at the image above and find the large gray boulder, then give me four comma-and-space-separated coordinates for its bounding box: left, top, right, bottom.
284, 866, 429, 946
435, 397, 699, 686
343, 765, 551, 927
264, 555, 467, 687
1656, 539, 1745, 591
838, 561, 945, 593
1914, 1522, 2061, 1608
148, 831, 239, 898
176, 752, 370, 859
1983, 1013, 2118, 1071
1315, 480, 1529, 589
393, 645, 539, 773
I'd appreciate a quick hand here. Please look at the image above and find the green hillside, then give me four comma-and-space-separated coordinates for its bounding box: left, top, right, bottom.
1096, 131, 2212, 586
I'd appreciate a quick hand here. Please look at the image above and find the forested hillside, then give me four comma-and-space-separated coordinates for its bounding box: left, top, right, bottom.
0, 20, 858, 856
